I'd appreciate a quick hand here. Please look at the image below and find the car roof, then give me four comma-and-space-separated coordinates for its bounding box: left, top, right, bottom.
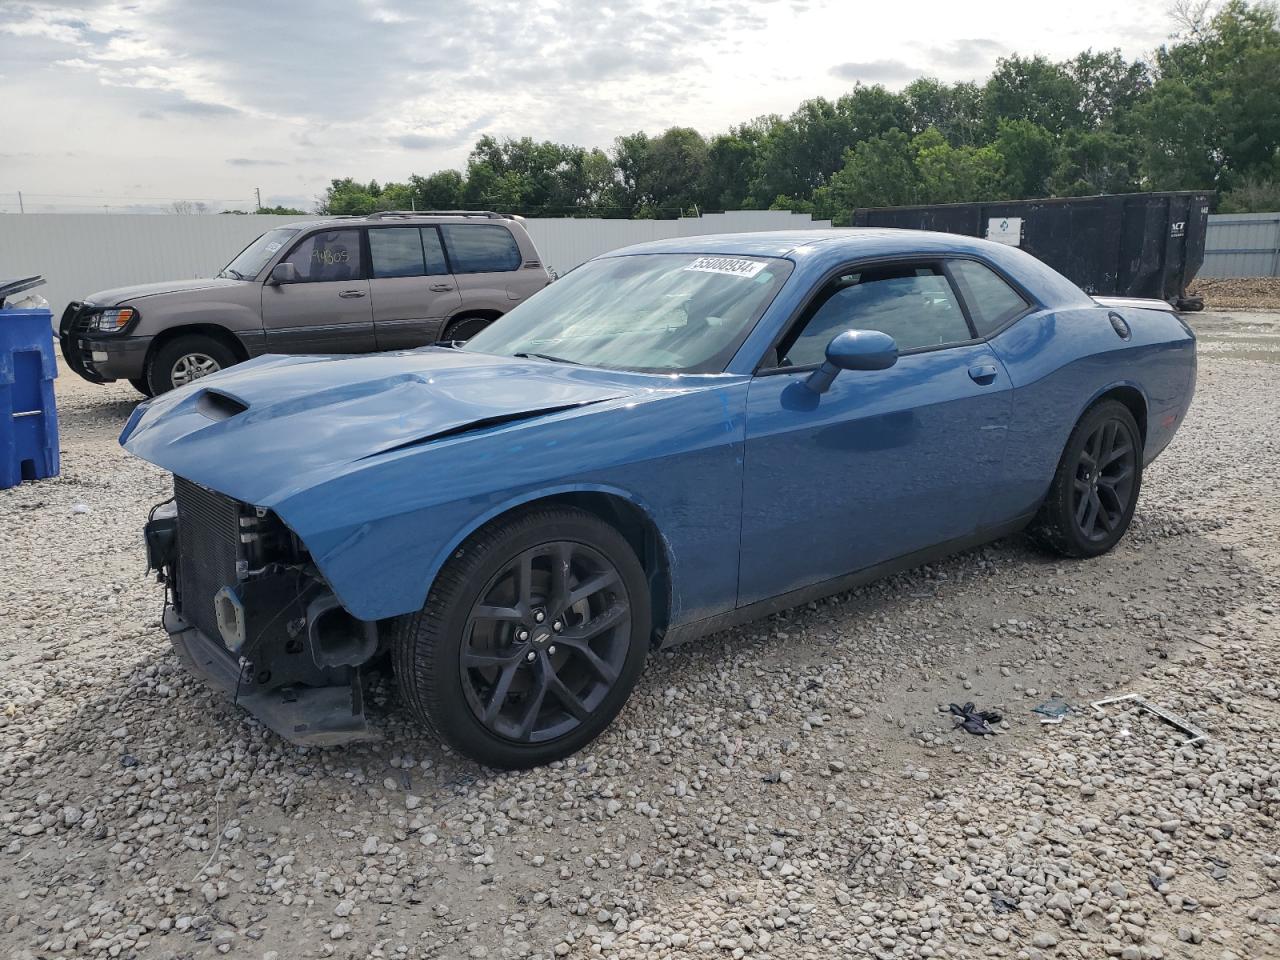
605, 228, 1094, 309
281, 212, 523, 230
606, 227, 1013, 259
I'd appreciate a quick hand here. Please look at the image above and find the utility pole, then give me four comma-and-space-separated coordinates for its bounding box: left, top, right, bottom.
17, 191, 23, 213
254, 187, 262, 212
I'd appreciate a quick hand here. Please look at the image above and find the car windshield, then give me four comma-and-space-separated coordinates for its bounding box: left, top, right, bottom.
462, 253, 793, 373
219, 227, 301, 280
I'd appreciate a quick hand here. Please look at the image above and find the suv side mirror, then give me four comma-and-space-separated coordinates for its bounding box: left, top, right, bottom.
268, 262, 298, 285
806, 329, 898, 394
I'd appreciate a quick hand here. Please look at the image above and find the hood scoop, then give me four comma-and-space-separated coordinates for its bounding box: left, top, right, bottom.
195, 389, 249, 421
358, 400, 606, 460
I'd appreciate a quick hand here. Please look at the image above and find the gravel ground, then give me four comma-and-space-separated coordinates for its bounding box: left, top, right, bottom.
2, 314, 1278, 960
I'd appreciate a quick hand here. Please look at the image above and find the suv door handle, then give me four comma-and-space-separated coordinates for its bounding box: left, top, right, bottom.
968, 364, 999, 385
338, 289, 366, 299
428, 283, 454, 292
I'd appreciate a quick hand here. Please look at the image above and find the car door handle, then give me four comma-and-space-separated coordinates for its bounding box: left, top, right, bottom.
338, 289, 366, 299
428, 283, 454, 292
968, 364, 999, 385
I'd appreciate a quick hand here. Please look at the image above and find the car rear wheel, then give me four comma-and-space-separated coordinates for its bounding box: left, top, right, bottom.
129, 377, 154, 398
1029, 399, 1142, 558
442, 315, 493, 343
391, 507, 650, 769
147, 334, 239, 395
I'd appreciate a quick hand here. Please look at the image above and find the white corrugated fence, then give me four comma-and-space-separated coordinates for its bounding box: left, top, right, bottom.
1201, 212, 1280, 279
0, 211, 831, 317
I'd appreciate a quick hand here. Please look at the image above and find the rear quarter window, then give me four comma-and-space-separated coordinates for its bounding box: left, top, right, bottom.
441, 224, 522, 273
949, 259, 1030, 335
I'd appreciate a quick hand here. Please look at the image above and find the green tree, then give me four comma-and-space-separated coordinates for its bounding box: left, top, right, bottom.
1065, 49, 1151, 130
408, 170, 465, 210
983, 55, 1086, 136
751, 86, 909, 202
1219, 175, 1280, 212
912, 128, 1004, 204
992, 119, 1059, 197
612, 127, 708, 216
1050, 129, 1141, 195
702, 123, 765, 210
319, 178, 387, 214
1137, 0, 1280, 188
823, 128, 919, 219
903, 78, 984, 146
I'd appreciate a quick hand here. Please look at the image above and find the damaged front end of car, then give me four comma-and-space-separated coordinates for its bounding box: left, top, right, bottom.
145, 476, 379, 746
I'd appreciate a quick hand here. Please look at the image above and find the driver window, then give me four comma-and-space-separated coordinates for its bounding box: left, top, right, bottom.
779, 263, 971, 367
280, 230, 364, 283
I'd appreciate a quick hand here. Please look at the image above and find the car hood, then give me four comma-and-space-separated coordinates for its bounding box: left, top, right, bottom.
88, 277, 247, 305
119, 348, 657, 506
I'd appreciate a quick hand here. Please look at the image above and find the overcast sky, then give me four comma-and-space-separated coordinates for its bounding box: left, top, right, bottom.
0, 0, 1175, 214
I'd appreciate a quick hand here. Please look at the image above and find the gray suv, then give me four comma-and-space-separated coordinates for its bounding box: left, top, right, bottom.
60, 211, 552, 395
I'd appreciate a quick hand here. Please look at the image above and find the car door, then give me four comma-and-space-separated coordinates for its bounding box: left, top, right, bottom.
261, 228, 376, 353
368, 225, 463, 350
737, 260, 1012, 607
439, 223, 525, 317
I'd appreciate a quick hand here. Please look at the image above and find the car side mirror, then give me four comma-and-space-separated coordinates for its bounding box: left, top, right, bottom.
805, 329, 898, 394
268, 262, 298, 285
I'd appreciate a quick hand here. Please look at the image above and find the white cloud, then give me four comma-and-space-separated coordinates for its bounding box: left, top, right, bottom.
0, 0, 1172, 213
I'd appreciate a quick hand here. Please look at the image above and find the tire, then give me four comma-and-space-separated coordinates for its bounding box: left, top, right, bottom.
129, 377, 154, 398
391, 507, 651, 769
442, 315, 493, 343
146, 334, 239, 395
1029, 399, 1143, 558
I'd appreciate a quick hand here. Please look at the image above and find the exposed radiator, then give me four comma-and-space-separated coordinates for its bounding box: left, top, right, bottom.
174, 476, 243, 644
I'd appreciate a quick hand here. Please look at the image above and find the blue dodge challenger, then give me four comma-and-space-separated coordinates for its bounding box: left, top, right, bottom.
122, 229, 1196, 767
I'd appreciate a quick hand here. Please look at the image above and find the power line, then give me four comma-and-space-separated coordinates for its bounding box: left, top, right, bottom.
13, 191, 261, 203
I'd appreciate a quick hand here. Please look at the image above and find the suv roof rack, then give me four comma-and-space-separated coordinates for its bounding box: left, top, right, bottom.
365, 210, 509, 220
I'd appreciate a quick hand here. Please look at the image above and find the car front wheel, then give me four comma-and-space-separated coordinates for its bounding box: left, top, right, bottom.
391, 507, 651, 769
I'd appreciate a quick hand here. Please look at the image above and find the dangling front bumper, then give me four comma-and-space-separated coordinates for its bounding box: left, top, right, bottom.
146, 478, 381, 747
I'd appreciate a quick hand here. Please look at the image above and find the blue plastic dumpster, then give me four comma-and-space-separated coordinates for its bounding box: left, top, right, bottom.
1, 305, 60, 489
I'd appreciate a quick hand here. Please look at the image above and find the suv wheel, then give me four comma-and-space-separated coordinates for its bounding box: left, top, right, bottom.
147, 334, 238, 394
443, 316, 493, 343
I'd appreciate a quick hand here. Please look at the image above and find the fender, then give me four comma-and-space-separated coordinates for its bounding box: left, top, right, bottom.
416, 481, 677, 623
1076, 377, 1150, 431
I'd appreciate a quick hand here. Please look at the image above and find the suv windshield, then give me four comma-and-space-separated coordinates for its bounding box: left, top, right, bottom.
219, 227, 301, 280
463, 253, 792, 373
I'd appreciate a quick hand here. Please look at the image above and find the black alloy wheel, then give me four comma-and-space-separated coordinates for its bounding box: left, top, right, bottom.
1071, 417, 1137, 543
391, 507, 651, 769
1029, 399, 1143, 558
460, 541, 631, 743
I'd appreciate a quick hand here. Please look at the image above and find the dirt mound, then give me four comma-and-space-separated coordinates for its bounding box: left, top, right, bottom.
1189, 276, 1280, 310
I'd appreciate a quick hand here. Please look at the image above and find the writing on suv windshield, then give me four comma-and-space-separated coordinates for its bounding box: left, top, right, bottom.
462, 253, 792, 374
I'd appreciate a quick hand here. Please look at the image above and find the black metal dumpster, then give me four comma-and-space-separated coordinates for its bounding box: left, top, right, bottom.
852, 190, 1214, 310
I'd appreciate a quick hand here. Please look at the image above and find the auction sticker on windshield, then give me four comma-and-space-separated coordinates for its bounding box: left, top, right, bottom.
684, 256, 768, 279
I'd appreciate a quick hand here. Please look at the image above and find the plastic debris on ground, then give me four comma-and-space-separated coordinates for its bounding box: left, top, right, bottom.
1032, 697, 1075, 725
